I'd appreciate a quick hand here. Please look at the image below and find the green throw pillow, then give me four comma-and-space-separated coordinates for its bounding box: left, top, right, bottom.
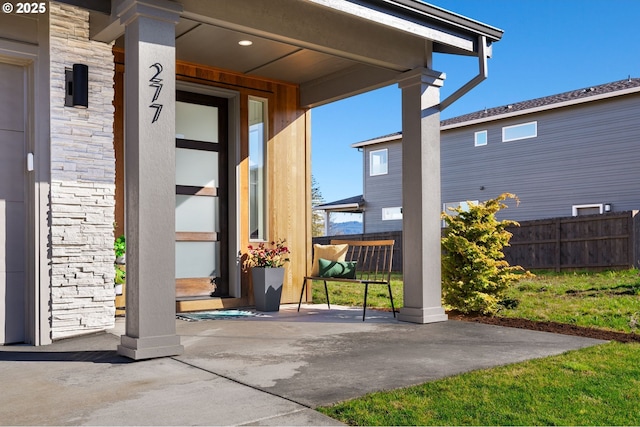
318, 258, 357, 279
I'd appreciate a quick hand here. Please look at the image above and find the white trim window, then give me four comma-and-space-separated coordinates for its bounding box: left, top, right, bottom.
572, 204, 603, 216
369, 148, 388, 176
442, 200, 478, 227
474, 130, 487, 147
502, 121, 537, 142
249, 97, 268, 241
443, 201, 477, 213
382, 207, 402, 221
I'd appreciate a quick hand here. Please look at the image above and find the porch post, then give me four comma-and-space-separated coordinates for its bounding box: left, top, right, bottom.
323, 211, 329, 236
397, 68, 448, 324
116, 0, 184, 359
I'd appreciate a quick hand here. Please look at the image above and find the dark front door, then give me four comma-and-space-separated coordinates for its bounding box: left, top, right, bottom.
175, 91, 228, 299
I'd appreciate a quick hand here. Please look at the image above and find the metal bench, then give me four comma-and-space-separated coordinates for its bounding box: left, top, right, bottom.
298, 239, 396, 321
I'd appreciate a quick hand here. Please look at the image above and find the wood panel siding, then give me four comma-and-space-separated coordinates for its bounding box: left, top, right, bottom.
268, 84, 311, 304
113, 49, 311, 309
441, 92, 640, 223
363, 142, 403, 233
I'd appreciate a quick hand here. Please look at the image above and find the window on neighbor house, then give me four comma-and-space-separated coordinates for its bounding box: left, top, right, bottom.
502, 121, 537, 142
572, 204, 603, 216
474, 130, 487, 147
442, 200, 478, 227
370, 149, 388, 176
249, 97, 267, 241
382, 207, 402, 221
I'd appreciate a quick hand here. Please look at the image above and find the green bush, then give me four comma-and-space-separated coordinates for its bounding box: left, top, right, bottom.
441, 193, 531, 315
114, 234, 126, 259
114, 234, 126, 286
115, 264, 126, 284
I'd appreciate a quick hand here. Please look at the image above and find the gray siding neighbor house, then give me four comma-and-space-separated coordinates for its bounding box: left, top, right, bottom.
348, 78, 640, 232
361, 139, 404, 233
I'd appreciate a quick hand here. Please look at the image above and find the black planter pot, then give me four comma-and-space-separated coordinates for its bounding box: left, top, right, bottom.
251, 267, 284, 312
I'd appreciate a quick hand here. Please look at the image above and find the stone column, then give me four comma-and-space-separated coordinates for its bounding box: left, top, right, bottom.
116, 0, 183, 360
48, 2, 116, 341
397, 68, 448, 324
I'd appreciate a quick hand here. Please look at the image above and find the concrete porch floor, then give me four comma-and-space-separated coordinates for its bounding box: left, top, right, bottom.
0, 304, 606, 426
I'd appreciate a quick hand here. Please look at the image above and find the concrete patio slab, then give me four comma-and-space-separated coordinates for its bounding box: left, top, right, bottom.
0, 304, 606, 425
175, 304, 606, 407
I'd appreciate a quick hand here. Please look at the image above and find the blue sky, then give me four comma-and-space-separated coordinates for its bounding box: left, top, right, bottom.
311, 0, 640, 204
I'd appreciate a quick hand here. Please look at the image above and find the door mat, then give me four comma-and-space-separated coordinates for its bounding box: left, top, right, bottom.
176, 310, 263, 322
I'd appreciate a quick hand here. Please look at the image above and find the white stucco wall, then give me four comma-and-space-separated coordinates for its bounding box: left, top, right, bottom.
49, 2, 116, 339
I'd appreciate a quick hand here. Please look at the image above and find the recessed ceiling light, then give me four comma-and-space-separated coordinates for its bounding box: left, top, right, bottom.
238, 40, 253, 46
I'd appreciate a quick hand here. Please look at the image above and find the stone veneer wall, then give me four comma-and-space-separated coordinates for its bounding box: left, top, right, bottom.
49, 2, 116, 339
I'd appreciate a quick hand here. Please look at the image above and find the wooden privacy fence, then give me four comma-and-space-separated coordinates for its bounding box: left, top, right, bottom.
316, 211, 640, 272
504, 211, 640, 271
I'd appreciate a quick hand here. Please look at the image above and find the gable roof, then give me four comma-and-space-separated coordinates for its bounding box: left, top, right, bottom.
441, 77, 640, 129
353, 77, 640, 147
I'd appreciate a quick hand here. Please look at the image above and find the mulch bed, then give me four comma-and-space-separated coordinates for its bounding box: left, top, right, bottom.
447, 312, 640, 343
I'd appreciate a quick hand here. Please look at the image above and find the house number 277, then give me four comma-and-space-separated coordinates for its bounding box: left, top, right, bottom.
149, 63, 163, 123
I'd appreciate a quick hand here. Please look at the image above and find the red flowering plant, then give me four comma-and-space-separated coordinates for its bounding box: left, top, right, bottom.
244, 239, 291, 269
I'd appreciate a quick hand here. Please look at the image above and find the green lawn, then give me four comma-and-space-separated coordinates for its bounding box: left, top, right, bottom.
311, 272, 404, 311
319, 342, 640, 426
501, 269, 640, 333
313, 269, 640, 426
312, 269, 640, 334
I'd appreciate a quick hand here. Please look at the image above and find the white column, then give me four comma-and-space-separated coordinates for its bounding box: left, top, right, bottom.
116, 0, 184, 360
323, 211, 329, 236
397, 68, 448, 324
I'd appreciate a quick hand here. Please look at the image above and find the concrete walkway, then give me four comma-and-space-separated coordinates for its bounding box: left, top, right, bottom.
0, 304, 606, 426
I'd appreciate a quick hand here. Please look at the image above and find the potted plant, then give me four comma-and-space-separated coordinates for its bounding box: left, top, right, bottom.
114, 234, 126, 302
114, 264, 126, 295
114, 234, 126, 265
244, 239, 291, 311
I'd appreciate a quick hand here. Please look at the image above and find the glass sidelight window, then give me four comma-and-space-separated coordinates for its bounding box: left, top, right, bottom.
249, 97, 267, 241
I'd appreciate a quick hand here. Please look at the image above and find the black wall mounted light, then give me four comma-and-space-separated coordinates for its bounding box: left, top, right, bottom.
65, 64, 89, 108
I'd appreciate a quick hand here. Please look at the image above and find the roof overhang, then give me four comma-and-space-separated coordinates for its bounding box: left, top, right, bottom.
72, 0, 502, 108
352, 132, 402, 148
314, 203, 363, 212
314, 195, 365, 213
